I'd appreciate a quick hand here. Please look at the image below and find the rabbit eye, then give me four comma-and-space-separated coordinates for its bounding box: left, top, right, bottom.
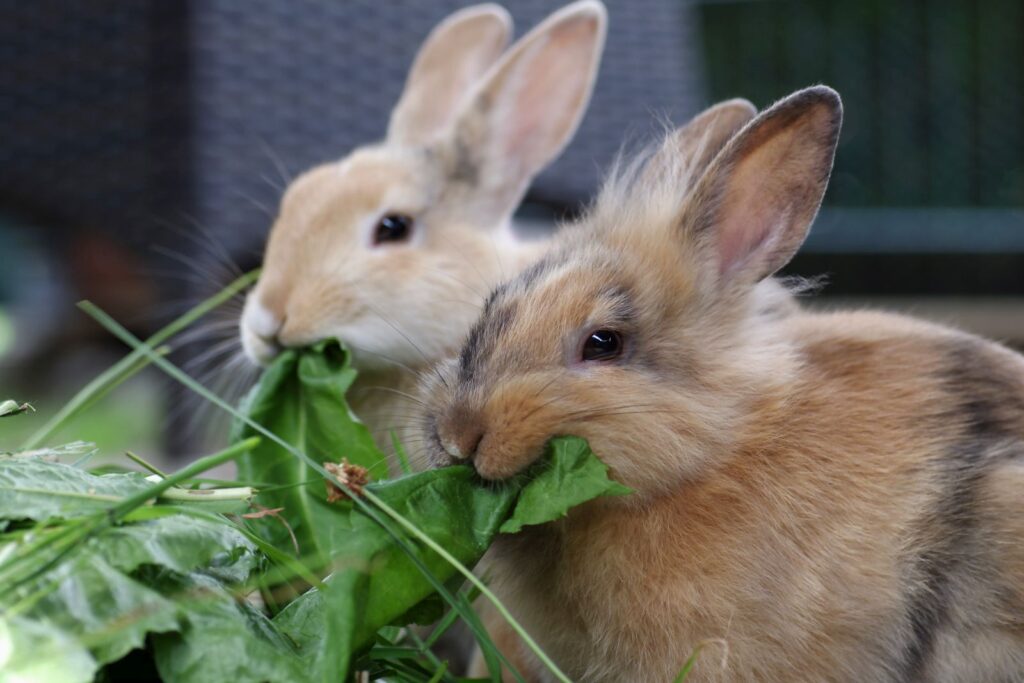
581, 329, 623, 362
373, 214, 414, 245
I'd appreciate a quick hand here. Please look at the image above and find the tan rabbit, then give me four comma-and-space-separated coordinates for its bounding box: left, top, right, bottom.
238, 2, 609, 462
422, 86, 1024, 681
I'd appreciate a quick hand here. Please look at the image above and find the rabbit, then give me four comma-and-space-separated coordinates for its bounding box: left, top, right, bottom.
421, 85, 1024, 682
238, 2, 610, 463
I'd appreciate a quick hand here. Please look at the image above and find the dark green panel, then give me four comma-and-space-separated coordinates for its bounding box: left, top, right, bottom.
694, 0, 1024, 209
926, 0, 972, 204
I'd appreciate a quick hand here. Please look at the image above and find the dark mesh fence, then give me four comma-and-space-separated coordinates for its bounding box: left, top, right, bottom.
0, 1, 704, 266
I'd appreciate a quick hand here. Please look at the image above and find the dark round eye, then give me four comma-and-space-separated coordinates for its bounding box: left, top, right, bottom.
581, 329, 623, 362
373, 214, 414, 245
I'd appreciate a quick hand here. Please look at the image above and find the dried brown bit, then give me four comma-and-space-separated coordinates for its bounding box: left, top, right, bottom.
324, 459, 370, 502
241, 506, 285, 519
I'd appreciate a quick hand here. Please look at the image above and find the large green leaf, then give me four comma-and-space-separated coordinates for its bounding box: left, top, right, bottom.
150, 571, 311, 683
0, 459, 150, 520
10, 548, 181, 665
0, 615, 96, 683
1, 513, 258, 668
234, 339, 386, 564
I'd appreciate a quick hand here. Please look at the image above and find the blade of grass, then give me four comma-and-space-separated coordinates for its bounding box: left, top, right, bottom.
0, 440, 258, 591
77, 301, 528, 679
22, 269, 258, 450
364, 489, 561, 682
426, 660, 449, 683
125, 451, 169, 478
390, 429, 412, 476
107, 438, 258, 520
673, 639, 727, 682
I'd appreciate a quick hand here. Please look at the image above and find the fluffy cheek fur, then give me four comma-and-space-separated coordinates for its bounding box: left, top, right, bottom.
272, 226, 523, 372
431, 364, 741, 496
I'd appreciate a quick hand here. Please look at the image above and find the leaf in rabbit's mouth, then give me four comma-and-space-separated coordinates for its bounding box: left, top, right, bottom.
232, 340, 633, 665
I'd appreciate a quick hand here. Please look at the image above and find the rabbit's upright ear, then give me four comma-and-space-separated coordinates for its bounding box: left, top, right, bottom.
683, 86, 842, 287
388, 4, 513, 146
448, 0, 607, 221
639, 99, 757, 191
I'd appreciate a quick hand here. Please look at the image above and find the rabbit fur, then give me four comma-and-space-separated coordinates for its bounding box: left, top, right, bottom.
239, 2, 608, 463
423, 86, 1024, 682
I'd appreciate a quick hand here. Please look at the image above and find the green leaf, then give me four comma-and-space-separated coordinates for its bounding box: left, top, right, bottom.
11, 549, 180, 665
234, 339, 387, 564
500, 435, 634, 534
0, 459, 151, 521
2, 440, 97, 461
98, 514, 258, 583
1, 511, 258, 668
272, 571, 367, 683
230, 342, 632, 682
151, 571, 310, 683
0, 615, 97, 683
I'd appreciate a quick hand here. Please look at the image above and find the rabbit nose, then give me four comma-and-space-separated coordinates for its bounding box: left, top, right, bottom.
442, 430, 484, 461
242, 297, 286, 364
438, 404, 486, 461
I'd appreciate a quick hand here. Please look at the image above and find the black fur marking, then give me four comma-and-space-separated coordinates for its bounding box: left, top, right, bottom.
458, 293, 518, 384
900, 339, 1021, 678
518, 257, 554, 291
458, 260, 557, 384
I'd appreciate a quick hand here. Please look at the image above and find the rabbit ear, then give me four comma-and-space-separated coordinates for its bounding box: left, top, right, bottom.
682, 86, 842, 286
639, 99, 757, 192
447, 0, 607, 221
388, 4, 513, 146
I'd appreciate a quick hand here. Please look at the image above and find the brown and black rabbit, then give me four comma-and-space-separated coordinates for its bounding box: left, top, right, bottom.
421, 86, 1024, 681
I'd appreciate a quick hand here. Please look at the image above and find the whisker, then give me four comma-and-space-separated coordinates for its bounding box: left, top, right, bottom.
352, 386, 428, 407
425, 267, 488, 302
232, 188, 275, 219
156, 215, 244, 279
256, 135, 294, 187
344, 343, 422, 380
363, 303, 450, 391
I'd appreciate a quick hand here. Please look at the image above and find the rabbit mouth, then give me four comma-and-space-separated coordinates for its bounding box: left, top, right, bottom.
425, 416, 458, 469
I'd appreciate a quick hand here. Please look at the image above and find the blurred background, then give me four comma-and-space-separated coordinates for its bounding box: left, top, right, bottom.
1, 0, 1022, 463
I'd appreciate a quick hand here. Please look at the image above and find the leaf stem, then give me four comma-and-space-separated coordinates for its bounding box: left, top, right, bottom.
126, 451, 169, 478
108, 438, 260, 520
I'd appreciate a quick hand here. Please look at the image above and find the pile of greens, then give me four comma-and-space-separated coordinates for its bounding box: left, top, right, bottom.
0, 277, 630, 683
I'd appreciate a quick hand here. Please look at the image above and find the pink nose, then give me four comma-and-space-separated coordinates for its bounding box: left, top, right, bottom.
247, 301, 283, 341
